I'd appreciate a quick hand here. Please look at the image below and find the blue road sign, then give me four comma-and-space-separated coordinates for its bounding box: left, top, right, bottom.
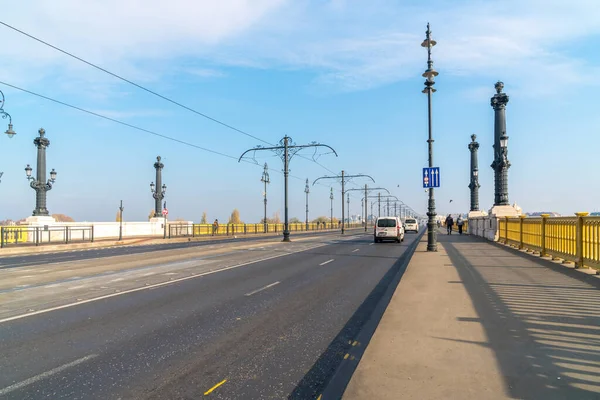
423, 167, 440, 188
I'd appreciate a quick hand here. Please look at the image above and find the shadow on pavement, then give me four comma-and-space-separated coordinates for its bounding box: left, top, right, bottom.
440, 233, 600, 399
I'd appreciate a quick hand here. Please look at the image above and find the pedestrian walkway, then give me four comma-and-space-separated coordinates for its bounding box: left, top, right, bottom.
343, 231, 600, 400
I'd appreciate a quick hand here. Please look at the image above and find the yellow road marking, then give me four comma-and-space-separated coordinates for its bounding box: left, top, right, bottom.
317, 395, 322, 400
204, 379, 227, 396
344, 353, 349, 360
352, 341, 358, 346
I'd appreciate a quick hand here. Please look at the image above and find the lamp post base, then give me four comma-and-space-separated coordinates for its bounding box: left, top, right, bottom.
282, 232, 291, 242
427, 220, 438, 252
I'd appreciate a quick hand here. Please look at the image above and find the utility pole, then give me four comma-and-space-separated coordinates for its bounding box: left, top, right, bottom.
313, 172, 374, 235
346, 186, 389, 232
261, 162, 270, 232
240, 136, 337, 242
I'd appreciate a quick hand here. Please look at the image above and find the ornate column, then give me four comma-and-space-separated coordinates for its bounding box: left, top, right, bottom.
490, 81, 510, 206
25, 128, 57, 216
468, 134, 480, 211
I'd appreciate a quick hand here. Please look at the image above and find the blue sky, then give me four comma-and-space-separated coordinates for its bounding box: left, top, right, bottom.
1, 0, 599, 223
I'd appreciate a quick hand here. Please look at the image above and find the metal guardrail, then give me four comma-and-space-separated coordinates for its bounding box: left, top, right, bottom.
498, 213, 599, 272
168, 222, 363, 238
0, 225, 94, 248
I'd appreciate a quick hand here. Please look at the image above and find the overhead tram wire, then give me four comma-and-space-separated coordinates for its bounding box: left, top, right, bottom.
0, 20, 271, 147
0, 20, 345, 179
0, 80, 333, 187
0, 21, 367, 192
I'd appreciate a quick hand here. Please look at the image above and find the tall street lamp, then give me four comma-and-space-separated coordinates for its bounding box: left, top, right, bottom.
25, 128, 57, 216
119, 200, 124, 241
329, 187, 334, 229
491, 81, 511, 206
347, 192, 350, 225
261, 163, 270, 232
150, 156, 166, 217
0, 89, 16, 139
304, 178, 310, 230
468, 134, 481, 211
422, 22, 438, 252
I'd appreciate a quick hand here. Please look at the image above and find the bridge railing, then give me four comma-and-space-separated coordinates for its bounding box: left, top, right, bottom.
0, 225, 94, 248
169, 222, 363, 238
498, 213, 599, 271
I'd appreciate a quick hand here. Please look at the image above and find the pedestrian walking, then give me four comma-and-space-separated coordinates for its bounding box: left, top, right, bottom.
445, 214, 454, 235
212, 219, 219, 236
457, 215, 464, 235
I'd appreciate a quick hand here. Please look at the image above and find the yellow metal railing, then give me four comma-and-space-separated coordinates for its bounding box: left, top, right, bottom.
499, 213, 599, 271
182, 222, 362, 237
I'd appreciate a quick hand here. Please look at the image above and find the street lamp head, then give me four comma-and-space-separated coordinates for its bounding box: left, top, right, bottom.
500, 132, 509, 148
5, 123, 15, 138
422, 68, 439, 79
473, 170, 479, 177
49, 168, 57, 182
25, 164, 32, 178
162, 184, 167, 193
150, 182, 155, 193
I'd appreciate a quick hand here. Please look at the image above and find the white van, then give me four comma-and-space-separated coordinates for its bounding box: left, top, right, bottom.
404, 218, 419, 233
374, 217, 405, 243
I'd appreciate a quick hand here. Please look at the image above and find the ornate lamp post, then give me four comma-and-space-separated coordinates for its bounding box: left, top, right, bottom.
304, 178, 310, 230
329, 187, 334, 229
468, 134, 481, 211
422, 23, 438, 252
347, 192, 350, 225
118, 200, 124, 241
261, 163, 270, 232
150, 156, 166, 217
0, 89, 16, 139
25, 128, 57, 216
491, 82, 510, 206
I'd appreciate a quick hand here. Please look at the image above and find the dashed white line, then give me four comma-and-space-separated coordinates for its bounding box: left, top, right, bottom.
0, 354, 98, 396
352, 249, 360, 253
319, 259, 335, 266
245, 281, 280, 296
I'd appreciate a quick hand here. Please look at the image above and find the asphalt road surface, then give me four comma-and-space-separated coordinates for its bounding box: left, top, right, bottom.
0, 232, 420, 399
0, 230, 353, 270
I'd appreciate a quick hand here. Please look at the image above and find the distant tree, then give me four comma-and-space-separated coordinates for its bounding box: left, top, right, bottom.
201, 212, 208, 224
115, 210, 122, 222
228, 209, 242, 224
52, 214, 75, 222
148, 210, 155, 220
289, 217, 301, 224
271, 212, 281, 224
312, 216, 329, 224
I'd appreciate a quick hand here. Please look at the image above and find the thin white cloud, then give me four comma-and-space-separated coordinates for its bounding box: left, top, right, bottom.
0, 0, 598, 97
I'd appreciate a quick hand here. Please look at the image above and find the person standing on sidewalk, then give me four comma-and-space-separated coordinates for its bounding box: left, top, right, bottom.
457, 214, 464, 235
445, 214, 454, 235
212, 219, 219, 236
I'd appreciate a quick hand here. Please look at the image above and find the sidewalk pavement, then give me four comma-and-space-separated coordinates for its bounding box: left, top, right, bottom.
342, 230, 600, 400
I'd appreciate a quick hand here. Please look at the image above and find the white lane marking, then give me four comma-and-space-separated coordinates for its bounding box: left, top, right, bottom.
0, 354, 98, 396
0, 244, 327, 324
244, 281, 280, 297
352, 249, 360, 253
369, 243, 374, 246
319, 259, 335, 266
